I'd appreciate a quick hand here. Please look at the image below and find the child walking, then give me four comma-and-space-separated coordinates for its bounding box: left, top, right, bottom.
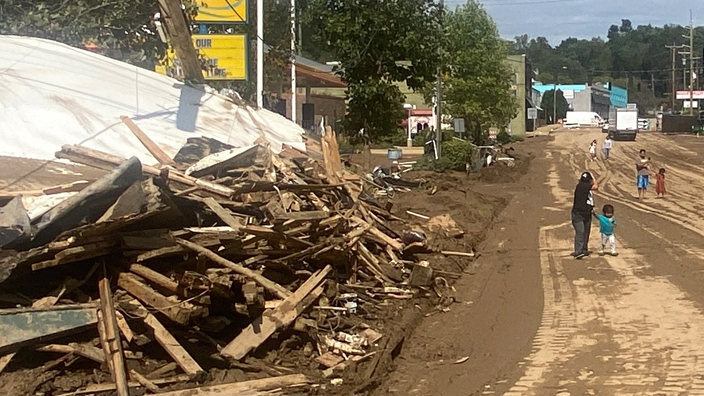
589, 140, 597, 161
656, 168, 666, 197
593, 204, 617, 256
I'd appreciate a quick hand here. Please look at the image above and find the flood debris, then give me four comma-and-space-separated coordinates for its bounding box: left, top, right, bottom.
0, 130, 469, 395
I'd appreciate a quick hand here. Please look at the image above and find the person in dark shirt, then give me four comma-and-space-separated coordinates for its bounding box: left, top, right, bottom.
571, 171, 599, 259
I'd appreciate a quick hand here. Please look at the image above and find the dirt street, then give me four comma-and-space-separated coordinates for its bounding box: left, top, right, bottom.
377, 129, 704, 396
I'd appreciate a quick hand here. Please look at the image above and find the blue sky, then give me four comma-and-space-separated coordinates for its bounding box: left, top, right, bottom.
445, 0, 704, 46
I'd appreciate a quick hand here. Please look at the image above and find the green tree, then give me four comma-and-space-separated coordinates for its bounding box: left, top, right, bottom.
302, 0, 441, 143
540, 89, 569, 123
0, 0, 164, 67
439, 0, 517, 145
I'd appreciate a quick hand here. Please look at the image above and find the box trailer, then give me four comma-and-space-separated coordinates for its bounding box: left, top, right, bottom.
608, 106, 638, 141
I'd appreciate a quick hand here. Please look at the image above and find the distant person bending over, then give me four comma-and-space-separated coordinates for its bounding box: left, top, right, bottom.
635, 149, 651, 199
589, 140, 597, 161
571, 171, 598, 259
593, 204, 617, 256
656, 167, 667, 197
603, 135, 613, 160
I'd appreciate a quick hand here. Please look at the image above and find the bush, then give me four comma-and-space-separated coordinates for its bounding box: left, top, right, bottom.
495, 130, 512, 145
441, 139, 473, 170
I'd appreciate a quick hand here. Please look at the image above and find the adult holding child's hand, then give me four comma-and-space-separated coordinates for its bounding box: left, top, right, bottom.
571, 171, 598, 260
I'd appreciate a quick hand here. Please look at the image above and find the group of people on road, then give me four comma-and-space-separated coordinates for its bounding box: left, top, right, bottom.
571, 138, 669, 259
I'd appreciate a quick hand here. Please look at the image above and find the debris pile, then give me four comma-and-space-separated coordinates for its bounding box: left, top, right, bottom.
0, 128, 472, 395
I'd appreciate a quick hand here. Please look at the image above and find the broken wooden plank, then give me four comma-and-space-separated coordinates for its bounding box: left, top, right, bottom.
145, 362, 179, 379
127, 299, 204, 377
240, 225, 314, 247
37, 343, 105, 364
441, 250, 476, 258
129, 263, 179, 294
117, 272, 203, 325
55, 374, 190, 396
406, 210, 430, 220
31, 240, 119, 271
155, 373, 309, 396
221, 265, 331, 360
120, 116, 176, 166
130, 369, 160, 393
175, 238, 290, 300
350, 216, 404, 251
0, 304, 99, 354
202, 197, 244, 229
273, 210, 329, 222
99, 275, 129, 396
115, 311, 134, 343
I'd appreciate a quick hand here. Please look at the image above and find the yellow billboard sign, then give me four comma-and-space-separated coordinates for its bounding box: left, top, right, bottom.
157, 34, 248, 81
194, 0, 247, 23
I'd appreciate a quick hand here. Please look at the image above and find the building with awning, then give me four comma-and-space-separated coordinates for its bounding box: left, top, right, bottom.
506, 55, 538, 136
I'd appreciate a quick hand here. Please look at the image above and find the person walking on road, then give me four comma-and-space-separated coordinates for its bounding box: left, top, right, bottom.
656, 167, 667, 197
603, 135, 613, 160
635, 149, 651, 199
571, 171, 598, 259
589, 140, 598, 161
593, 204, 617, 256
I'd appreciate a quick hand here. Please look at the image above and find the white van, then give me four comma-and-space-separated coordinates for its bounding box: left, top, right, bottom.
565, 111, 605, 128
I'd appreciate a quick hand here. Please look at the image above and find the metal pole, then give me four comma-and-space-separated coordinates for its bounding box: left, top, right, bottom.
290, 0, 297, 123
256, 0, 264, 108
690, 10, 694, 115
435, 0, 443, 158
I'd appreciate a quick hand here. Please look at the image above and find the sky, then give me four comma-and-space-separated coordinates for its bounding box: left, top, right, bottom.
445, 0, 704, 46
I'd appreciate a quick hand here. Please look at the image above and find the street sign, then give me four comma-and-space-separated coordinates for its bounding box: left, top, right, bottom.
527, 108, 538, 120
194, 0, 248, 23
156, 34, 248, 81
453, 118, 465, 133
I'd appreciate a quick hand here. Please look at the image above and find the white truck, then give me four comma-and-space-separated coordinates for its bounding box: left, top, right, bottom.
608, 106, 638, 141
565, 111, 604, 128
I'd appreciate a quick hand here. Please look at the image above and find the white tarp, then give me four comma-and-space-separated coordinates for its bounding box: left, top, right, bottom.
0, 35, 305, 164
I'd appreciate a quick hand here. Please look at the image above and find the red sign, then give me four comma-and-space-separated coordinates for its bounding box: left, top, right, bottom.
676, 90, 704, 99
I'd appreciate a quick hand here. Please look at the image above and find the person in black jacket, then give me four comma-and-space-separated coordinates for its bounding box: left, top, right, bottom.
571, 171, 599, 259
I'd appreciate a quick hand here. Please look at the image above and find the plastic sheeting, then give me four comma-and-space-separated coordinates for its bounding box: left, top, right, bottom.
0, 36, 306, 164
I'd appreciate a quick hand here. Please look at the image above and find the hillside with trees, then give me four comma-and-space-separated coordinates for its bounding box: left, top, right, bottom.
510, 20, 704, 112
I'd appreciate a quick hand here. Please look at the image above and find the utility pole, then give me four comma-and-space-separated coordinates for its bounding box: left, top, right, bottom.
553, 71, 557, 124
681, 11, 695, 114
290, 0, 297, 123
435, 0, 444, 158
157, 0, 205, 84
256, 0, 264, 108
667, 44, 684, 111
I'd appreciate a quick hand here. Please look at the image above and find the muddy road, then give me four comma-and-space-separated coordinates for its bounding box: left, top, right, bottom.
377, 129, 704, 396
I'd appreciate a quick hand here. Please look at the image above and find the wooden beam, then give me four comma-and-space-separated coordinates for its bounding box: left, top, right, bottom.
117, 273, 201, 325
350, 216, 404, 251
202, 197, 244, 229
120, 116, 176, 166
128, 300, 204, 377
155, 0, 204, 83
37, 343, 105, 364
31, 240, 119, 271
221, 265, 331, 360
129, 264, 179, 294
99, 276, 129, 396
175, 238, 291, 300
130, 369, 161, 393
55, 374, 190, 396
155, 374, 309, 396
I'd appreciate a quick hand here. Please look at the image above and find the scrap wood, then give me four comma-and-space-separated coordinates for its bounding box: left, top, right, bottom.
126, 299, 205, 377
37, 343, 105, 364
406, 210, 430, 220
55, 374, 191, 396
129, 263, 179, 295
0, 180, 93, 198
221, 265, 332, 360
240, 225, 314, 247
145, 362, 179, 379
154, 373, 309, 396
202, 197, 244, 229
130, 369, 161, 393
441, 250, 476, 258
176, 238, 291, 300
350, 216, 404, 252
120, 116, 176, 167
117, 272, 204, 325
31, 240, 119, 271
99, 275, 130, 396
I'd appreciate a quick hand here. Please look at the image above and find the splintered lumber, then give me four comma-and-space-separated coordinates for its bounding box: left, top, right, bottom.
117, 272, 201, 325
128, 300, 204, 377
202, 197, 244, 229
120, 116, 176, 166
57, 145, 234, 198
98, 276, 129, 396
31, 240, 119, 271
175, 238, 291, 300
350, 216, 404, 251
37, 343, 105, 364
221, 265, 331, 360
130, 369, 160, 393
146, 362, 179, 379
441, 250, 476, 258
156, 374, 309, 396
273, 210, 329, 222
129, 264, 179, 294
55, 374, 191, 396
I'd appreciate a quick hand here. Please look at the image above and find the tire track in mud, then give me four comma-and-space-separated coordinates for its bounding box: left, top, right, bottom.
502, 130, 704, 396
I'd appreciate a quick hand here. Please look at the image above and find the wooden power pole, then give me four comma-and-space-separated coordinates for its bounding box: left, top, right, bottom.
157, 0, 205, 84
667, 44, 686, 111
